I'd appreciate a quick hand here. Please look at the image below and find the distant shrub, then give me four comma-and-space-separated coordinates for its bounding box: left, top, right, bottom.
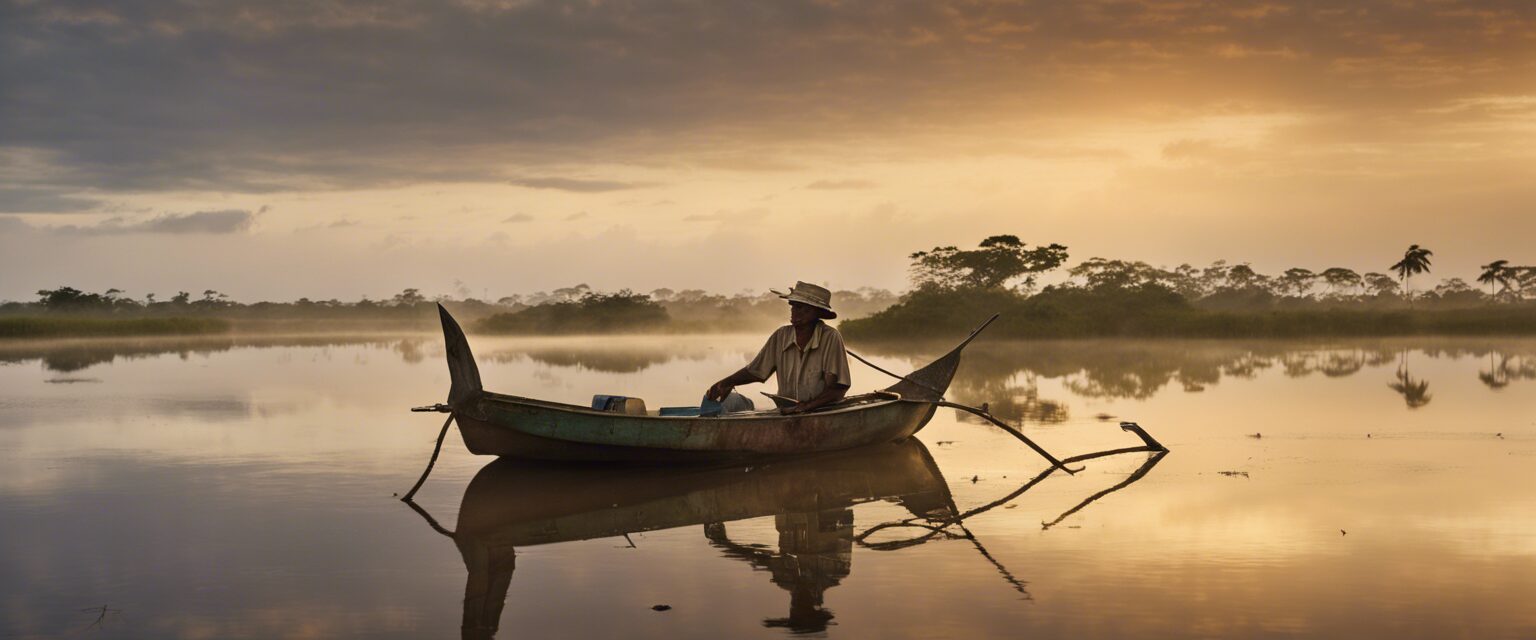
474, 291, 670, 334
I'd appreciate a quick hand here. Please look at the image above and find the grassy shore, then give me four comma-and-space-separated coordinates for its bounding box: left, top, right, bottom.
840, 287, 1536, 340
0, 316, 231, 338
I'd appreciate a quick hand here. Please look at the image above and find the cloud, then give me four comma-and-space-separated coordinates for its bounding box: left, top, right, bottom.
507, 177, 651, 193
682, 207, 770, 222
57, 210, 259, 235
806, 179, 877, 190
0, 187, 100, 213
1, 0, 1532, 200
0, 216, 31, 233
502, 213, 534, 223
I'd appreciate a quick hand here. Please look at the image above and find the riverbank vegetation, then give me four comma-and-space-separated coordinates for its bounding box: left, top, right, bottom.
0, 285, 898, 337
8, 239, 1534, 339
841, 237, 1536, 340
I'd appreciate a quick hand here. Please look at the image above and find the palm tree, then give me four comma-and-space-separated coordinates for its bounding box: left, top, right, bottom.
1390, 245, 1433, 305
1477, 260, 1513, 299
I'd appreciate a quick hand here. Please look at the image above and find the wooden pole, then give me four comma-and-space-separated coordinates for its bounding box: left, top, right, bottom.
401, 413, 455, 502
934, 401, 1080, 474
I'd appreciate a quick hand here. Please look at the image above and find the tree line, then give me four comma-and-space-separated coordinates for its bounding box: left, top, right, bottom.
3, 283, 900, 334
908, 236, 1534, 307
844, 236, 1536, 339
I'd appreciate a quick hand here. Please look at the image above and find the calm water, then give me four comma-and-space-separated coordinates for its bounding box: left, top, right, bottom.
2, 334, 1535, 639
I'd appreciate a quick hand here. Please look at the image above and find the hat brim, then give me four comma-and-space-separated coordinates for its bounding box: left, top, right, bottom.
775, 290, 837, 319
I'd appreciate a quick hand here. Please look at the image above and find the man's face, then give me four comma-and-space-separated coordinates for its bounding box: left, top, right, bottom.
789, 302, 818, 326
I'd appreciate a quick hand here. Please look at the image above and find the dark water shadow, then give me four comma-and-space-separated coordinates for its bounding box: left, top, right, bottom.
408, 439, 1165, 637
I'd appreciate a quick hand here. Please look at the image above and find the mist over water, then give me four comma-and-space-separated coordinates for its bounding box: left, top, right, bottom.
2, 335, 1535, 638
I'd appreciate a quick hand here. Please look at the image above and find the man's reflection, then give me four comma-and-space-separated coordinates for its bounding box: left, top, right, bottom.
705, 508, 854, 633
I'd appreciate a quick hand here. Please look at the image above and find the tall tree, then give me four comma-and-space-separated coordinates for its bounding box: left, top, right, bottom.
1390, 244, 1433, 304
1278, 268, 1318, 298
1319, 267, 1362, 297
1225, 264, 1264, 291
1362, 272, 1399, 297
1477, 260, 1513, 298
909, 235, 1068, 292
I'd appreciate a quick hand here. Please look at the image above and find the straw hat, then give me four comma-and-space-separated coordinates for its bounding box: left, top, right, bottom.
772, 281, 837, 319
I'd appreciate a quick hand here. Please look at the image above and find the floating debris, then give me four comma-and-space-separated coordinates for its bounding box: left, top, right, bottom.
1095, 413, 1116, 421
1217, 471, 1250, 478
651, 605, 672, 612
1340, 529, 1348, 536
1247, 433, 1263, 439
1004, 504, 1018, 509
935, 440, 956, 446
970, 475, 980, 483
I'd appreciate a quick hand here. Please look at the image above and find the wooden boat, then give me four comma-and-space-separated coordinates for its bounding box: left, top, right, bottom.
431, 304, 994, 462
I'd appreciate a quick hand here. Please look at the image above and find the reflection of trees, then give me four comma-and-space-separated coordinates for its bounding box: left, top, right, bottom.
1388, 369, 1432, 408
861, 339, 1536, 405
948, 368, 1068, 425
520, 349, 676, 373
477, 344, 714, 374
0, 336, 424, 372
1478, 353, 1536, 390
393, 338, 427, 364
1388, 350, 1432, 409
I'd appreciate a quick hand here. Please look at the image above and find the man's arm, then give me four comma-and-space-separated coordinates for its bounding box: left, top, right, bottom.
707, 367, 764, 401
709, 330, 781, 401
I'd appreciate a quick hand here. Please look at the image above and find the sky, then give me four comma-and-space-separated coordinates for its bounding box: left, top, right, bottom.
2, 0, 1533, 302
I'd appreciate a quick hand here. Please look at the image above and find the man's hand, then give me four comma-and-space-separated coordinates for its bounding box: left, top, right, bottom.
706, 380, 733, 402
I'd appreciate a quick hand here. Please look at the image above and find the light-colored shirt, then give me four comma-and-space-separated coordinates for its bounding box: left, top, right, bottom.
745, 321, 852, 402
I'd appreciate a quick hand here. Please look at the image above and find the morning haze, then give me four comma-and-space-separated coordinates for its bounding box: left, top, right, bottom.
6, 4, 1536, 639
2, 1, 1534, 301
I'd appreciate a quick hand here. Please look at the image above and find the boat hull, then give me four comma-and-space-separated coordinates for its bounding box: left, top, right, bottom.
455, 392, 941, 462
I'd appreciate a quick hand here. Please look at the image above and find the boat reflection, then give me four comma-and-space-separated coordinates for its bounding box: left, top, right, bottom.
414, 439, 1166, 638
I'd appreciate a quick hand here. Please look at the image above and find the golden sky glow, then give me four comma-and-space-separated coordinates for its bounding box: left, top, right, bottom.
2, 1, 1533, 300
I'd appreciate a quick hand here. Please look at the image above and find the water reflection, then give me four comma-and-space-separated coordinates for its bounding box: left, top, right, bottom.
1387, 350, 1433, 409
417, 440, 1165, 637
1478, 352, 1536, 390
6, 335, 1535, 417
871, 340, 1536, 421
0, 335, 430, 372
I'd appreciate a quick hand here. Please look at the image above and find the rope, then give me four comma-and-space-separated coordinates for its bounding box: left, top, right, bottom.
846, 349, 947, 397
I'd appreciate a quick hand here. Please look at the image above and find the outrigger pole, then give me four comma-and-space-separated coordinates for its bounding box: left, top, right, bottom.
849, 314, 1167, 473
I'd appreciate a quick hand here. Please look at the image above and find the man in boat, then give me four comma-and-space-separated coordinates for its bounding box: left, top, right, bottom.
706, 281, 851, 415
